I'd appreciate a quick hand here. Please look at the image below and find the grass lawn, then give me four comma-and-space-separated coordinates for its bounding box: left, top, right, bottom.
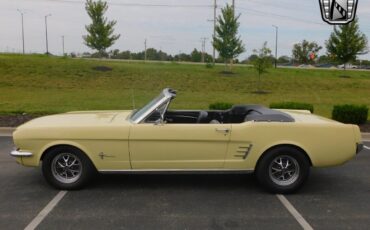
0, 54, 370, 119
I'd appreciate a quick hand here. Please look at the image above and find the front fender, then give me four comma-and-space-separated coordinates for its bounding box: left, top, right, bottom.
20, 140, 95, 168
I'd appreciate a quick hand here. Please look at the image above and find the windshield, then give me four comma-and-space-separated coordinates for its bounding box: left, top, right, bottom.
130, 92, 165, 122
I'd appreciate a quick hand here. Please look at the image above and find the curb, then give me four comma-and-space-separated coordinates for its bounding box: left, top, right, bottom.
362, 133, 370, 140
0, 127, 15, 137
0, 127, 16, 132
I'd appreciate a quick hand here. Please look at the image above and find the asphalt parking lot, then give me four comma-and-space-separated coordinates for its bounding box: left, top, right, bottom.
1, 136, 369, 230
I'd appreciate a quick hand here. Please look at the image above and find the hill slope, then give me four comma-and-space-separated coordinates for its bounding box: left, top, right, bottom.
0, 54, 369, 118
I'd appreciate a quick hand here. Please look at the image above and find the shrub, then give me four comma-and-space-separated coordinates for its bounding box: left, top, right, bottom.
209, 102, 233, 110
332, 104, 368, 124
270, 102, 314, 113
91, 52, 109, 58
205, 62, 214, 68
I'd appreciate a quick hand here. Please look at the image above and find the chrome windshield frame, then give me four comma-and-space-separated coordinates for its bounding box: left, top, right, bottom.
129, 88, 176, 124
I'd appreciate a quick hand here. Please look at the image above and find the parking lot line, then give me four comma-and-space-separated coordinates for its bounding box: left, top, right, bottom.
276, 194, 314, 230
24, 191, 67, 230
364, 145, 370, 150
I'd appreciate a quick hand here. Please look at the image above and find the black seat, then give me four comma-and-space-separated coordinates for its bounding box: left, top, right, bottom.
197, 111, 208, 123
244, 110, 261, 121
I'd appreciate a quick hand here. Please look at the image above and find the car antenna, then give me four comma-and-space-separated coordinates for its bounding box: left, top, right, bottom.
131, 89, 136, 109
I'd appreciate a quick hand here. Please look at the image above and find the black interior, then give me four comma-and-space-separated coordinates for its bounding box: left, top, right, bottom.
145, 105, 294, 124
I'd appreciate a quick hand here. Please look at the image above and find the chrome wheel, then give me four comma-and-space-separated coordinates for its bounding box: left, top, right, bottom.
268, 155, 300, 186
51, 153, 82, 184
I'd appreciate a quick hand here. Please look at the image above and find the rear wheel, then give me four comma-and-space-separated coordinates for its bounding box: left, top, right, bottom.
42, 146, 96, 190
256, 146, 310, 194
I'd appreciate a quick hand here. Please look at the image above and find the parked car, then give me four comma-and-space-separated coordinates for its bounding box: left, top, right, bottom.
10, 88, 363, 193
338, 64, 358, 69
315, 63, 335, 68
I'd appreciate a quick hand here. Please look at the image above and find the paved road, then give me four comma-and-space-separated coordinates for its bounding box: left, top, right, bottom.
0, 136, 369, 229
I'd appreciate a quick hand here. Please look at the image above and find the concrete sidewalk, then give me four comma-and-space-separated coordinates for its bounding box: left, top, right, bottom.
362, 133, 370, 141
1, 127, 370, 141
0, 127, 15, 137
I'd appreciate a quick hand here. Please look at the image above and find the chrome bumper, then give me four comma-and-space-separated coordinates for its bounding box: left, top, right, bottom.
10, 150, 33, 157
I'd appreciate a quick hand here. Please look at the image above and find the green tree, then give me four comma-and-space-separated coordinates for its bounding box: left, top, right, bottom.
174, 52, 191, 62
247, 54, 258, 63
83, 0, 120, 55
317, 55, 331, 64
292, 40, 322, 64
252, 42, 272, 93
277, 55, 291, 64
146, 48, 159, 60
213, 4, 245, 71
326, 18, 368, 69
190, 49, 202, 62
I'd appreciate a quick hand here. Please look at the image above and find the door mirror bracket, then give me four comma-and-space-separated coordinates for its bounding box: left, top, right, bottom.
154, 119, 165, 126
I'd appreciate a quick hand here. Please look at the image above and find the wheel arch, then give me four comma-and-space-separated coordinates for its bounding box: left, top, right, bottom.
255, 144, 312, 171
40, 142, 97, 170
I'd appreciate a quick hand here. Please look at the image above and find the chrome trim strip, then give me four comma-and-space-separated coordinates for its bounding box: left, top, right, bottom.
10, 150, 33, 157
234, 144, 253, 159
99, 169, 253, 174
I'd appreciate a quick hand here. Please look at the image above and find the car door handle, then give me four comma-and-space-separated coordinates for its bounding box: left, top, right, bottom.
215, 128, 230, 133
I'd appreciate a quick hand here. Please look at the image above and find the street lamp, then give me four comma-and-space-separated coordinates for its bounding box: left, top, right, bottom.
45, 14, 52, 55
17, 9, 25, 54
272, 25, 278, 68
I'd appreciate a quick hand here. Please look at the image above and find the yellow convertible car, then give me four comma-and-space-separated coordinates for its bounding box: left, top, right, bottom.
11, 88, 363, 193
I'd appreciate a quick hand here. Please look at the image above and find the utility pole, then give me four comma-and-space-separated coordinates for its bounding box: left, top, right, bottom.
17, 9, 25, 54
232, 0, 235, 12
61, 36, 65, 55
201, 37, 208, 63
272, 25, 278, 68
45, 14, 51, 55
144, 38, 147, 62
213, 0, 216, 64
208, 0, 217, 64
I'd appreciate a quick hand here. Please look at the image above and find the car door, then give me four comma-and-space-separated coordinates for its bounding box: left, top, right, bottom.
129, 123, 231, 169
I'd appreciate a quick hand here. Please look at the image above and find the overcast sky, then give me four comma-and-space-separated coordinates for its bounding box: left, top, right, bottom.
0, 0, 369, 59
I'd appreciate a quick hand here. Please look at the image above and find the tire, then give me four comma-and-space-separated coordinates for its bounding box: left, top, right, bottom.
256, 146, 310, 194
42, 146, 96, 190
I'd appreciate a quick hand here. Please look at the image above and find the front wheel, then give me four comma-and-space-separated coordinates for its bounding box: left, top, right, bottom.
42, 146, 96, 190
256, 146, 310, 194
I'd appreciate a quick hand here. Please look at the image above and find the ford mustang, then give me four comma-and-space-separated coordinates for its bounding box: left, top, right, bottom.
10, 88, 363, 193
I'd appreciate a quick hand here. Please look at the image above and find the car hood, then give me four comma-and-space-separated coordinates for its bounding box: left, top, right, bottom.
18, 110, 133, 129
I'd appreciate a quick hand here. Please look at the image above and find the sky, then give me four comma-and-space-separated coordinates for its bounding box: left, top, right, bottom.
0, 0, 369, 60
